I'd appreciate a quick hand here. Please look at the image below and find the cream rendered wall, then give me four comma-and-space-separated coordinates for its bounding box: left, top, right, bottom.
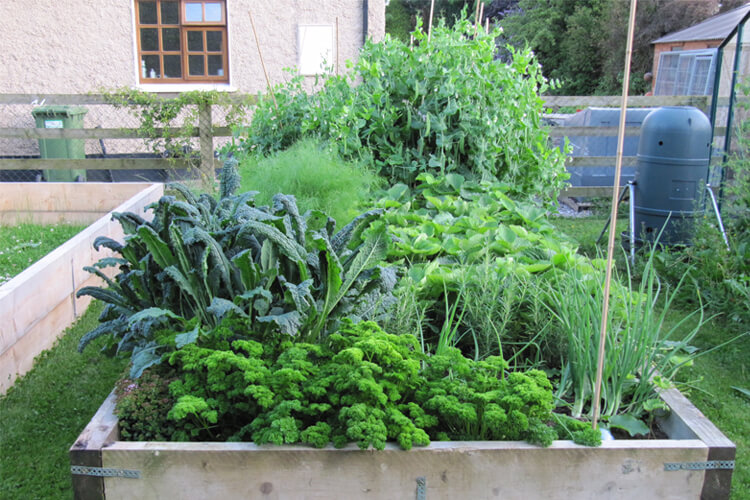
0, 1, 135, 94
228, 0, 385, 93
0, 0, 385, 94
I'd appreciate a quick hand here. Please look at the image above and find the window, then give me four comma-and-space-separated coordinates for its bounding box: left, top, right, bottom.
654, 49, 717, 96
135, 0, 228, 84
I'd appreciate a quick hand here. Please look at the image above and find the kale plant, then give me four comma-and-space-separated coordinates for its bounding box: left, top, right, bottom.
77, 161, 395, 378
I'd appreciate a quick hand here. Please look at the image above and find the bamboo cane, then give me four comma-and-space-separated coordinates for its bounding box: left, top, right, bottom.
592, 0, 638, 430
428, 0, 436, 41
249, 10, 278, 110
474, 0, 481, 37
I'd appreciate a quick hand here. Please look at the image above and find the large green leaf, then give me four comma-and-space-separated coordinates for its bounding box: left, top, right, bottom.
331, 209, 384, 253
207, 297, 249, 321
607, 414, 649, 437
137, 225, 177, 269
175, 324, 201, 349
130, 343, 163, 378
272, 193, 307, 246
127, 307, 183, 326
311, 232, 344, 332
336, 225, 389, 313
92, 236, 124, 254
257, 310, 303, 337
232, 249, 262, 290
75, 286, 132, 311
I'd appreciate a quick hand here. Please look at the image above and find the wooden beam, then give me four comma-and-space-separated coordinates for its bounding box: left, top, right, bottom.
549, 127, 642, 137
0, 158, 191, 170
70, 392, 120, 500
567, 156, 638, 167
543, 95, 710, 109
657, 386, 736, 500
198, 102, 215, 187
0, 126, 232, 140
561, 186, 617, 197
0, 184, 164, 394
0, 182, 155, 219
0, 93, 256, 106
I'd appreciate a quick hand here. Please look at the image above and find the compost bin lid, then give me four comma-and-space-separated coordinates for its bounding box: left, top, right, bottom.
637, 106, 711, 160
31, 105, 89, 117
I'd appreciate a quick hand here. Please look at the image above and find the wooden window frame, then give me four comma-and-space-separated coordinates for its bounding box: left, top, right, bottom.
135, 0, 229, 84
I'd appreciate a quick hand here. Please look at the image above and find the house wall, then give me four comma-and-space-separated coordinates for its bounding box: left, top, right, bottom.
651, 39, 722, 89
0, 0, 385, 94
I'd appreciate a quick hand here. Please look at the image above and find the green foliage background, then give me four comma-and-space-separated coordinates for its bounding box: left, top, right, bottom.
239, 17, 568, 202
498, 0, 739, 95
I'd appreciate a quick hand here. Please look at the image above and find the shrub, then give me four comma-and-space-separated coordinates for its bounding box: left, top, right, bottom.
238, 15, 568, 202
237, 139, 382, 226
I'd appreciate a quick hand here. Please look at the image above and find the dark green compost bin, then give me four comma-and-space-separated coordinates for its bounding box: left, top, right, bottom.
32, 105, 88, 181
632, 106, 711, 246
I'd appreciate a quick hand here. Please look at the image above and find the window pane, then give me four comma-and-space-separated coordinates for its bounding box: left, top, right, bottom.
163, 55, 182, 78
139, 1, 157, 24
189, 55, 205, 76
162, 28, 180, 51
185, 3, 202, 22
187, 31, 203, 51
207, 55, 223, 76
142, 55, 160, 78
205, 3, 222, 22
140, 28, 159, 51
161, 1, 179, 24
206, 31, 222, 52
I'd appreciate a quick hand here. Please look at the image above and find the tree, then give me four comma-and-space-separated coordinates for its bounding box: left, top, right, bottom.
598, 0, 721, 94
500, 0, 610, 95
501, 0, 729, 95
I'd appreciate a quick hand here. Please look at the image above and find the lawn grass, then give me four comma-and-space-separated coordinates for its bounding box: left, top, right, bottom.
0, 223, 85, 286
552, 214, 749, 499
0, 301, 128, 500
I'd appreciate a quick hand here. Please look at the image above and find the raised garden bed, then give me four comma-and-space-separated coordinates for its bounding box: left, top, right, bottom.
0, 183, 163, 394
71, 384, 734, 499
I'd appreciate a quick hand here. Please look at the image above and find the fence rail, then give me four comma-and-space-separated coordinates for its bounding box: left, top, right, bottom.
0, 93, 722, 196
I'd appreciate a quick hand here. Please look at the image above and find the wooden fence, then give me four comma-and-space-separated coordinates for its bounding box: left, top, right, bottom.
0, 93, 720, 196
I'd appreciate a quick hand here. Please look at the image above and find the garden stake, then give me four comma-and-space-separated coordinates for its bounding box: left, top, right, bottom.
428, 0, 435, 41
473, 0, 482, 36
249, 10, 278, 111
478, 3, 485, 32
336, 17, 340, 75
592, 0, 638, 431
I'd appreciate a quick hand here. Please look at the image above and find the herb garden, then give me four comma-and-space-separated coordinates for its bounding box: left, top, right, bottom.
1, 16, 746, 500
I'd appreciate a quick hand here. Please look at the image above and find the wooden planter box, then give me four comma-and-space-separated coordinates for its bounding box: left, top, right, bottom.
71, 385, 735, 500
0, 183, 164, 394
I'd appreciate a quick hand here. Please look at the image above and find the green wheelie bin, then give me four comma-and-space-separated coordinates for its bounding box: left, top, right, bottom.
32, 105, 88, 181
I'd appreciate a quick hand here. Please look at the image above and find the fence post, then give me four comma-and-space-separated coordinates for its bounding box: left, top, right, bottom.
198, 101, 214, 188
